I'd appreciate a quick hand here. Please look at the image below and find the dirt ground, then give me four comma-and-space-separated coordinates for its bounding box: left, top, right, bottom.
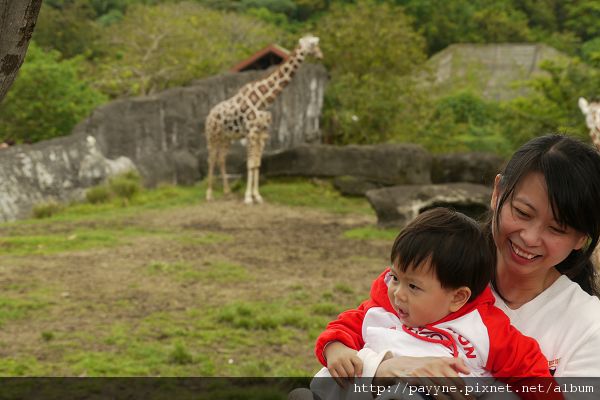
0, 198, 392, 375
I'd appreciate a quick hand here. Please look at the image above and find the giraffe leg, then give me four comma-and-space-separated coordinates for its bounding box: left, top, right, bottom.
218, 143, 231, 195
251, 168, 262, 204
244, 167, 254, 205
245, 129, 262, 205
251, 131, 269, 203
206, 145, 216, 201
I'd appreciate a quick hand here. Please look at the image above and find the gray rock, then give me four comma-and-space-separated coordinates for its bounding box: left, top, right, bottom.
261, 144, 432, 185
366, 183, 491, 228
333, 176, 383, 196
432, 152, 504, 186
0, 135, 137, 222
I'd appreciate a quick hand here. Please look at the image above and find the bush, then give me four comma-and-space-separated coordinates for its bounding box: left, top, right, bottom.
85, 171, 142, 205
85, 185, 112, 204
108, 173, 141, 201
32, 202, 63, 219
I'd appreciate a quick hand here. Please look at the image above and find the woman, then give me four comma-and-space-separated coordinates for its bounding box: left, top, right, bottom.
316, 134, 600, 379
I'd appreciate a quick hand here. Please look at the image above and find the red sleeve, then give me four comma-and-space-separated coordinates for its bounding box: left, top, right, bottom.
314, 298, 374, 366
485, 307, 563, 400
314, 268, 393, 366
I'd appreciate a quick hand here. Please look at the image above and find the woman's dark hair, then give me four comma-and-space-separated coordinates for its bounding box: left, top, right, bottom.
488, 134, 600, 297
391, 207, 494, 301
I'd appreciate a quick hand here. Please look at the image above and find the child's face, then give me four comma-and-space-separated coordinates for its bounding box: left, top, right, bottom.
387, 260, 460, 328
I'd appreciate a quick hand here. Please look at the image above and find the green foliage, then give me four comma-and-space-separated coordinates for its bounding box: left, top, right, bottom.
96, 2, 287, 97
501, 59, 600, 148
0, 43, 107, 144
564, 1, 600, 42
34, 0, 101, 59
581, 38, 600, 68
404, 0, 531, 55
416, 91, 513, 154
316, 0, 426, 78
314, 0, 428, 145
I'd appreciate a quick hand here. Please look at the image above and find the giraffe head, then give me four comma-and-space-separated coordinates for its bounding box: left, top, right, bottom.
579, 97, 600, 132
298, 34, 323, 60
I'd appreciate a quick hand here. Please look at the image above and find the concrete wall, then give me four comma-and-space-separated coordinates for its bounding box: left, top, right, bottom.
73, 63, 328, 186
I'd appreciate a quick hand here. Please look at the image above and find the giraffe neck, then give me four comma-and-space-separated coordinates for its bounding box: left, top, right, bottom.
254, 47, 306, 108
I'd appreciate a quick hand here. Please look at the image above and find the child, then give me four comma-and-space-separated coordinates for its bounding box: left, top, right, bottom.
308, 208, 558, 400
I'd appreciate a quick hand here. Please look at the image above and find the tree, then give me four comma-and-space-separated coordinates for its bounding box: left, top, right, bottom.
33, 0, 101, 59
0, 43, 107, 144
96, 2, 287, 97
313, 0, 428, 144
404, 0, 532, 55
0, 0, 42, 105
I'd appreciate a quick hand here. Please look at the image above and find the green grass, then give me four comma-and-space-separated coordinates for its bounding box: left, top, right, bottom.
0, 177, 379, 378
259, 178, 373, 215
146, 260, 249, 283
0, 227, 168, 255
343, 226, 399, 241
0, 295, 51, 327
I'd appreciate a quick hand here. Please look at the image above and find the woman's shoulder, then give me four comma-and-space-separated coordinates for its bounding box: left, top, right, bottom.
551, 275, 600, 318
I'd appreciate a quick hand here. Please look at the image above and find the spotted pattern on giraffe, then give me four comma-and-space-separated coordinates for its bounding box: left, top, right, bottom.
204, 34, 323, 204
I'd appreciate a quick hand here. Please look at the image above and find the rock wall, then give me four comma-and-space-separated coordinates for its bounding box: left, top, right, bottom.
0, 63, 327, 222
74, 63, 328, 186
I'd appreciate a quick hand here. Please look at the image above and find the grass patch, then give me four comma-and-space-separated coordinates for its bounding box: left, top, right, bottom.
343, 226, 399, 241
260, 178, 374, 215
176, 232, 233, 245
146, 260, 249, 284
216, 301, 324, 331
31, 202, 63, 219
0, 296, 50, 326
0, 226, 160, 255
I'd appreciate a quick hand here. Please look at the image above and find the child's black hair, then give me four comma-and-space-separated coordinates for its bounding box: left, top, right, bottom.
391, 207, 494, 301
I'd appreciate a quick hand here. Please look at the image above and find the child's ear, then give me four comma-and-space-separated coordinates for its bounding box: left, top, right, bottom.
449, 287, 471, 312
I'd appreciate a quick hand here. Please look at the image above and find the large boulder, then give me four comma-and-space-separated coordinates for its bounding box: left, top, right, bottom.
0, 134, 136, 222
366, 183, 491, 228
261, 144, 432, 186
432, 152, 505, 186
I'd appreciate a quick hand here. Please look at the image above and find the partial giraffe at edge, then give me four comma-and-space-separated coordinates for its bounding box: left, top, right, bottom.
204, 35, 323, 204
578, 97, 600, 151
578, 96, 600, 269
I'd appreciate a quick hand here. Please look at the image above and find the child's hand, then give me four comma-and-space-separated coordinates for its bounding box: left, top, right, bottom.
324, 341, 363, 387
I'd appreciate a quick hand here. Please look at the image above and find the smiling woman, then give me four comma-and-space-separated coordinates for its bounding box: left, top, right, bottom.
310, 134, 600, 384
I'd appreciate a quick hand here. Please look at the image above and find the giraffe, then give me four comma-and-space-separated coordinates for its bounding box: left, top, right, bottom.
204, 35, 323, 204
578, 97, 600, 150
578, 97, 600, 268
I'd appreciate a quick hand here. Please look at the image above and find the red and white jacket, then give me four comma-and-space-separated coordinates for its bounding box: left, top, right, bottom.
316, 268, 553, 378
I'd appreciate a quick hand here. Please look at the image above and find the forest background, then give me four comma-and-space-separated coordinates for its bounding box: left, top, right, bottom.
0, 0, 599, 156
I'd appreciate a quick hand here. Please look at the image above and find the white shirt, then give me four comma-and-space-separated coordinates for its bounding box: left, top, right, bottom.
492, 275, 600, 377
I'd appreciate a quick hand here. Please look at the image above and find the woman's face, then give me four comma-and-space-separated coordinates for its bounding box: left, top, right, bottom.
492, 172, 587, 279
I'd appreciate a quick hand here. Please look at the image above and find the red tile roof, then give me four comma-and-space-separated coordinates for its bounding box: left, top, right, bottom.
230, 44, 290, 72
